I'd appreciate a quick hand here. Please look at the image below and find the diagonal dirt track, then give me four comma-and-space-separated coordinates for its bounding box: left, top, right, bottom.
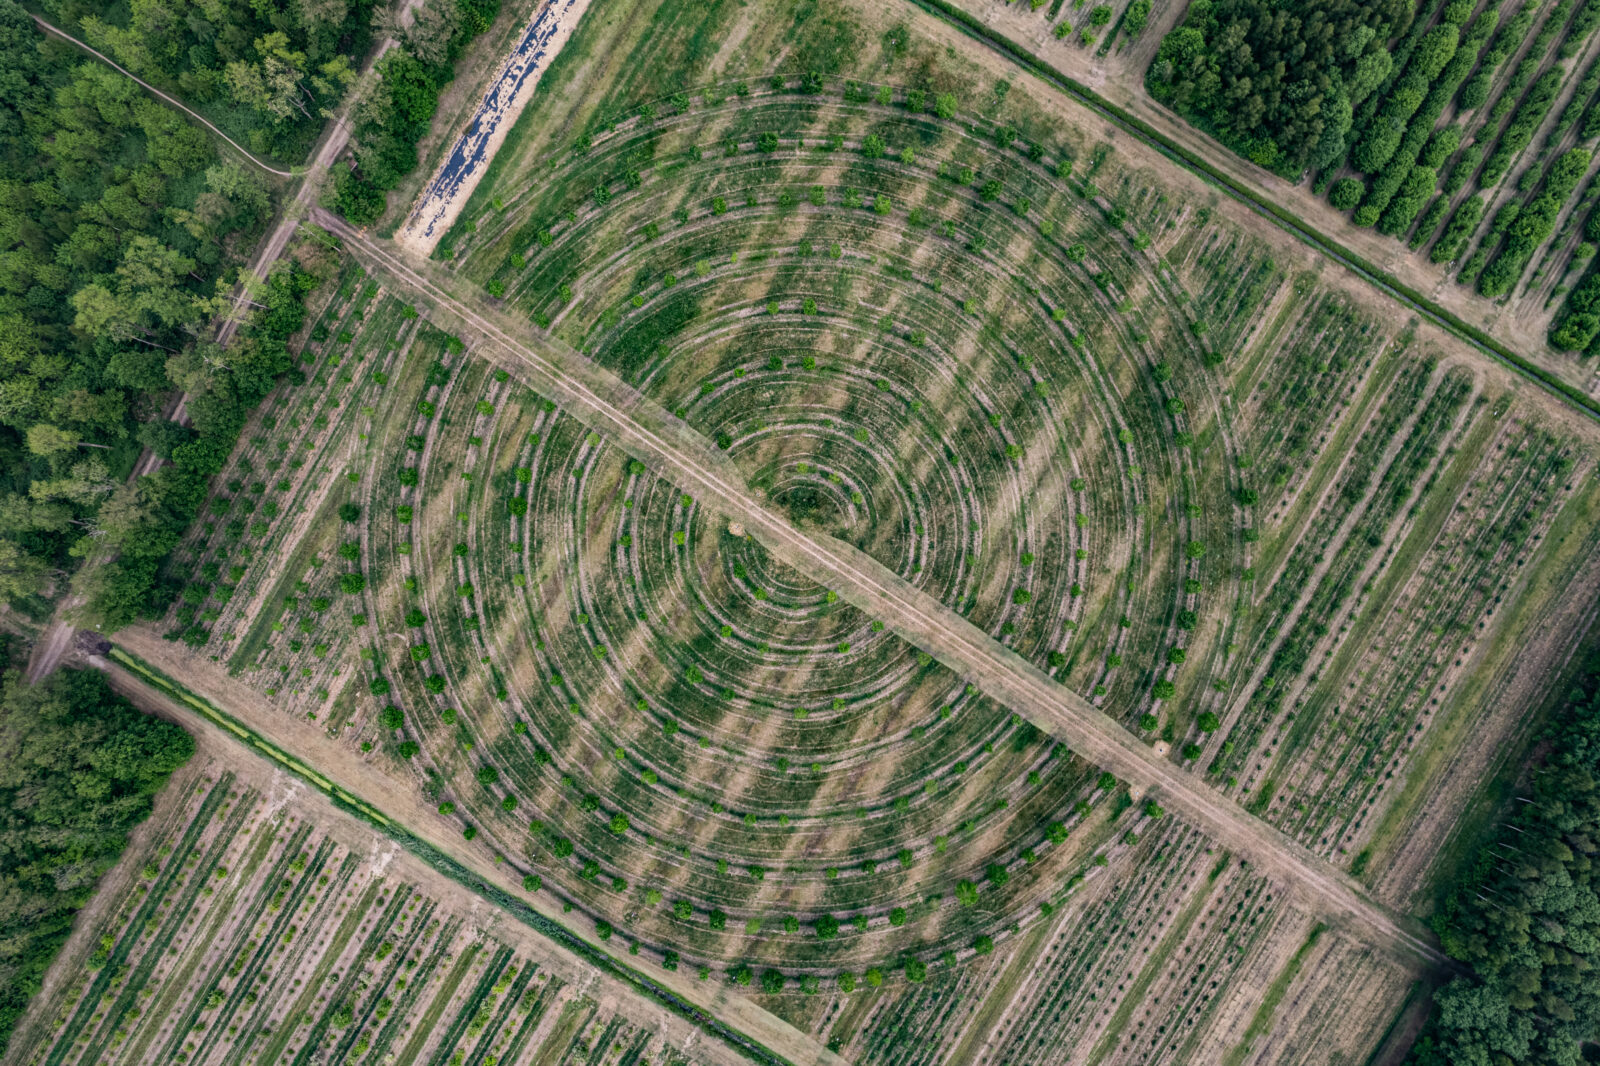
311, 208, 1449, 969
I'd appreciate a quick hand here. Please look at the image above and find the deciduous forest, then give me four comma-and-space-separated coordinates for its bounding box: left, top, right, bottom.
0, 651, 193, 1055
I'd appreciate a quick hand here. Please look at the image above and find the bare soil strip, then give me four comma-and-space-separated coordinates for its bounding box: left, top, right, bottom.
311, 208, 1450, 970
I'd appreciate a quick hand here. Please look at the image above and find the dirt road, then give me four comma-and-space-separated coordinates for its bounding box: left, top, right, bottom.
214, 0, 424, 347
24, 1, 426, 683
312, 208, 1449, 969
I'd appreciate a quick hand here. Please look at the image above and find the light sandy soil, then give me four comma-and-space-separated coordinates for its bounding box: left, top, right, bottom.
395, 0, 594, 255
98, 626, 849, 1066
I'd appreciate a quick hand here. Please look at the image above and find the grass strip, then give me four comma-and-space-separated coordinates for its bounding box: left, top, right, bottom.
462, 964, 536, 1066
395, 943, 483, 1066
423, 945, 513, 1066
361, 917, 465, 1066
1219, 923, 1325, 1066
494, 975, 562, 1065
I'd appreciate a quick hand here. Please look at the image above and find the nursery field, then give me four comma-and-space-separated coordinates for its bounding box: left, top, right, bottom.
110, 24, 1600, 1058
937, 0, 1600, 397
4, 741, 750, 1066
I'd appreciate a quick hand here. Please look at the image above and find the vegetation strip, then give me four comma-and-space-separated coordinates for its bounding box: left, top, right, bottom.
1220, 924, 1326, 1066
900, 0, 1600, 422
104, 644, 801, 1066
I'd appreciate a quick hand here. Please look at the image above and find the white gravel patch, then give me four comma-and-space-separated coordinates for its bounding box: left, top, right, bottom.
396, 0, 592, 256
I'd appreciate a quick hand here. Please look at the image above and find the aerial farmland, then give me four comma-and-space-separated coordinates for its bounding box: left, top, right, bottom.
1, 0, 1598, 1065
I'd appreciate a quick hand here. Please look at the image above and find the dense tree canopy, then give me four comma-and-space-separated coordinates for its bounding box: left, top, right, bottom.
1146, 0, 1413, 176
0, 659, 193, 1054
45, 0, 375, 160
0, 0, 332, 626
1409, 632, 1600, 1066
0, 0, 267, 614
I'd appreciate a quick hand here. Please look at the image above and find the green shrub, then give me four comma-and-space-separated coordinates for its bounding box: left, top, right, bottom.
1431, 196, 1485, 262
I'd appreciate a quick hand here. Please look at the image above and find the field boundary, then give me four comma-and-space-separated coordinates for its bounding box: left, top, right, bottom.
901, 0, 1600, 423
103, 644, 813, 1066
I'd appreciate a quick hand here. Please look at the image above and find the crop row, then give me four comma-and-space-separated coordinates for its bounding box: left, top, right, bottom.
15, 757, 703, 1066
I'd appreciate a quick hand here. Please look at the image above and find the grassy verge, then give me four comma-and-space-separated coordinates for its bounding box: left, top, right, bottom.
1360, 979, 1427, 1066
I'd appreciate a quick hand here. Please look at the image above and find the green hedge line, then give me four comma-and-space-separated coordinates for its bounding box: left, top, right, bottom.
1479, 148, 1591, 297
1354, 8, 1493, 228
86, 265, 319, 629
1480, 66, 1565, 188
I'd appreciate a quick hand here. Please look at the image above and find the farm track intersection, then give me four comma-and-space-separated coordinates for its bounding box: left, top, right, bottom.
309, 206, 1451, 971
